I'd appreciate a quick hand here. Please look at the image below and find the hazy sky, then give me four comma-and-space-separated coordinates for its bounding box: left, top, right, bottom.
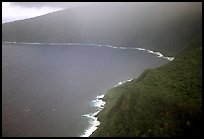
2, 2, 201, 24
2, 2, 107, 23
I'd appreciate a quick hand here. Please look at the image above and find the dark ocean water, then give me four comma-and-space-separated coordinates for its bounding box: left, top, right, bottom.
2, 43, 168, 137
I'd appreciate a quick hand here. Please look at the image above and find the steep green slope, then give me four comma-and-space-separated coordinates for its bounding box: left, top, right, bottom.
2, 3, 202, 56
92, 34, 202, 137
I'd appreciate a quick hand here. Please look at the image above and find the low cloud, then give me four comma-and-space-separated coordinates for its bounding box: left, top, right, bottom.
9, 2, 108, 9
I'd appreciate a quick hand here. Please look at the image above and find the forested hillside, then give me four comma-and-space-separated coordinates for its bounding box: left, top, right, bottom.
92, 32, 202, 137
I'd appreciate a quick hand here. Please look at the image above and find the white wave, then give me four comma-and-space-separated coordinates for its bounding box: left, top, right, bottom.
81, 78, 133, 137
127, 79, 133, 82
3, 42, 44, 45
118, 47, 126, 49
24, 42, 42, 45
104, 45, 174, 61
96, 94, 104, 99
91, 96, 106, 109
145, 49, 174, 61
106, 45, 118, 49
3, 41, 174, 61
80, 94, 106, 137
3, 41, 17, 44
115, 79, 133, 87
135, 47, 146, 51
2, 41, 98, 46
82, 114, 91, 117
153, 52, 163, 57
147, 50, 154, 54
118, 81, 123, 85
164, 57, 174, 61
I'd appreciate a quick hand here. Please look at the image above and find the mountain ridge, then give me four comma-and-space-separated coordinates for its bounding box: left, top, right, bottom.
2, 3, 202, 56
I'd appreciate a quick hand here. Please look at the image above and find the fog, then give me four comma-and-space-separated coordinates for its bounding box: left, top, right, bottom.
2, 2, 202, 137
2, 43, 168, 136
3, 2, 202, 56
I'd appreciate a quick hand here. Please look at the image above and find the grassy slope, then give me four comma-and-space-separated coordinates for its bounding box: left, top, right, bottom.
91, 34, 202, 137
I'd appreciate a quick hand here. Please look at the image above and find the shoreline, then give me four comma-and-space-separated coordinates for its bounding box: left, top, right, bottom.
3, 41, 174, 137
81, 79, 133, 137
2, 41, 174, 61
80, 94, 106, 137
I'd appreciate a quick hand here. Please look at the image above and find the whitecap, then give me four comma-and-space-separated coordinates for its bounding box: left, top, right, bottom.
3, 42, 174, 61
118, 47, 126, 49
114, 78, 133, 87
165, 57, 174, 61
80, 94, 106, 137
96, 94, 104, 99
147, 50, 154, 53
136, 47, 146, 51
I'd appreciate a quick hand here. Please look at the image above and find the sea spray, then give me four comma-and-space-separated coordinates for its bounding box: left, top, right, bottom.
81, 79, 134, 137
105, 45, 174, 61
80, 94, 106, 137
114, 79, 133, 87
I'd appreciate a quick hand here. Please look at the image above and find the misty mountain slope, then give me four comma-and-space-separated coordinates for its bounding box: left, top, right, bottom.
91, 32, 202, 137
2, 3, 201, 56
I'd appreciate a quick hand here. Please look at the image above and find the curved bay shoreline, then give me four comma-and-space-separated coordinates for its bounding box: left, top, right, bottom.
3, 41, 174, 137
2, 42, 174, 61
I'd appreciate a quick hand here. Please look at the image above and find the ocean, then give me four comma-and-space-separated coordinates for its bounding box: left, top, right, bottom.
2, 43, 169, 137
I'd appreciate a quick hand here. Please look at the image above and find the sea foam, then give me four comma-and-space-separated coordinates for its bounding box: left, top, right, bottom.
114, 79, 133, 87
3, 41, 174, 61
80, 94, 106, 137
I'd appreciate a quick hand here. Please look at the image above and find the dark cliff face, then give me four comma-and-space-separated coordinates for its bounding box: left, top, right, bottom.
2, 3, 202, 56
91, 32, 202, 137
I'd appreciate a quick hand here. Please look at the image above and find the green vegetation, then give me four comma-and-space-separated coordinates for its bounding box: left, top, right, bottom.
91, 34, 202, 137
2, 3, 201, 56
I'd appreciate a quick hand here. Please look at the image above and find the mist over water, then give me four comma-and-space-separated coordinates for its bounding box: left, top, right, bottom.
2, 43, 168, 137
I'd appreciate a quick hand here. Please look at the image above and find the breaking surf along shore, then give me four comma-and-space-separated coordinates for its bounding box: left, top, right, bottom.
80, 94, 106, 137
80, 79, 133, 137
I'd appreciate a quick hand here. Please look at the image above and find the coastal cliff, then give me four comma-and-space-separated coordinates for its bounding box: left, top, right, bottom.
91, 33, 202, 137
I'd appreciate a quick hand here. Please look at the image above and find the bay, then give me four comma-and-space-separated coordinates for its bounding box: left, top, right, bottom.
2, 43, 168, 137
